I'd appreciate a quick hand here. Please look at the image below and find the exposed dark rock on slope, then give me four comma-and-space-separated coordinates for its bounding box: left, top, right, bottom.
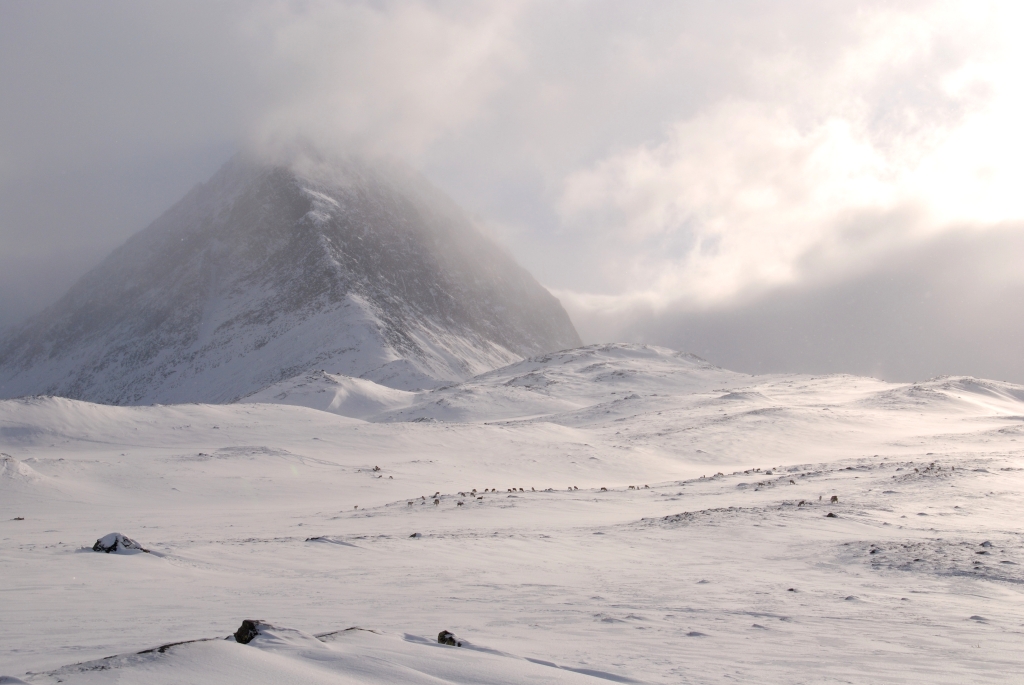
0, 153, 581, 403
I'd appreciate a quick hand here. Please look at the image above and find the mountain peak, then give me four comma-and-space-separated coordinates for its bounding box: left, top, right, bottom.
0, 154, 581, 404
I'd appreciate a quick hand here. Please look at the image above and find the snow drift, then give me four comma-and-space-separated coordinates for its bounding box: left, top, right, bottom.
21, 624, 618, 685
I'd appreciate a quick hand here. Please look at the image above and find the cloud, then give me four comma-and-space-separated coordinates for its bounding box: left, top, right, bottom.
0, 0, 527, 327
241, 0, 528, 160
570, 225, 1024, 383
3, 0, 1024, 383
554, 0, 1023, 315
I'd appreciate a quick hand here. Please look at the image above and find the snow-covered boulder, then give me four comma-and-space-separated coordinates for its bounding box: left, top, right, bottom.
92, 533, 149, 554
231, 620, 328, 651
437, 630, 462, 647
233, 619, 264, 645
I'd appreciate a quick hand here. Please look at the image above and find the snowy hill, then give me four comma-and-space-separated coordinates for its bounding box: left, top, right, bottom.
249, 343, 746, 423
0, 153, 581, 404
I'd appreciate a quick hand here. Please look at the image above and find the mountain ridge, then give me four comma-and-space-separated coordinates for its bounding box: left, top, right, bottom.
0, 152, 581, 403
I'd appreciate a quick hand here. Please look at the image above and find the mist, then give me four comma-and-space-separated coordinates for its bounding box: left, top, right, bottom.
570, 226, 1024, 382
2, 0, 1023, 382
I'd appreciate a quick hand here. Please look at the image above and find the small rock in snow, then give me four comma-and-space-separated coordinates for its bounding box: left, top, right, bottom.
234, 619, 267, 644
92, 532, 149, 554
438, 630, 462, 646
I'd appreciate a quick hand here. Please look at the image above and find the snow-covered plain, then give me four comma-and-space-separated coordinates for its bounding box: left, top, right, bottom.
2, 344, 1023, 683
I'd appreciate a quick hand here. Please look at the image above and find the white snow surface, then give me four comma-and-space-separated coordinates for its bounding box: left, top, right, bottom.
2, 344, 1023, 683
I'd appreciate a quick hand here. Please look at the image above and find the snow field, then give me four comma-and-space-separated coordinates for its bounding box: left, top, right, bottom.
2, 345, 1023, 682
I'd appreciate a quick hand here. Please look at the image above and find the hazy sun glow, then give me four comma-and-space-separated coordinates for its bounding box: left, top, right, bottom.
555, 1, 1024, 314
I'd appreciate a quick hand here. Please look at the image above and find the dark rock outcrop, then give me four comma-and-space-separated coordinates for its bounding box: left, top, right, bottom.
92, 533, 149, 554
437, 630, 462, 646
233, 620, 265, 644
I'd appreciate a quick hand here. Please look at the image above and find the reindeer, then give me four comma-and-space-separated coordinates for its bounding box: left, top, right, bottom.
457, 501, 464, 507
600, 487, 608, 491
830, 495, 839, 503
408, 501, 414, 507
433, 499, 440, 506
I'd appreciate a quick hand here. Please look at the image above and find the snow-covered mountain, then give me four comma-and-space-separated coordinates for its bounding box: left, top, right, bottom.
0, 152, 581, 404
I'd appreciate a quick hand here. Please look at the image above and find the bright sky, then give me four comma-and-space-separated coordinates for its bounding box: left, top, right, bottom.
2, 0, 1023, 381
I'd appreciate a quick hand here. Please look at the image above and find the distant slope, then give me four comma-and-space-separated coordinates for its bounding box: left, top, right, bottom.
370, 343, 747, 423
241, 343, 744, 422
0, 152, 581, 404
244, 369, 418, 419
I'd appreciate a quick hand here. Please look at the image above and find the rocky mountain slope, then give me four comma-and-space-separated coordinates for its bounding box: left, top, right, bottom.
0, 152, 581, 403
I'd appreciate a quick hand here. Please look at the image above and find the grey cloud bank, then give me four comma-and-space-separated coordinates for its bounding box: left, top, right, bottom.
2, 0, 1022, 383
572, 226, 1024, 383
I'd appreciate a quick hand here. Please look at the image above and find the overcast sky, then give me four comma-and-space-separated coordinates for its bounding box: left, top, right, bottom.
2, 1, 1023, 382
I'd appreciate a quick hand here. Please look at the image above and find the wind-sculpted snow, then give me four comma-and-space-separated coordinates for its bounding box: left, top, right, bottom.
244, 370, 417, 419
0, 153, 580, 404
4, 351, 1024, 683
266, 343, 750, 423
0, 453, 45, 485
23, 626, 619, 685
